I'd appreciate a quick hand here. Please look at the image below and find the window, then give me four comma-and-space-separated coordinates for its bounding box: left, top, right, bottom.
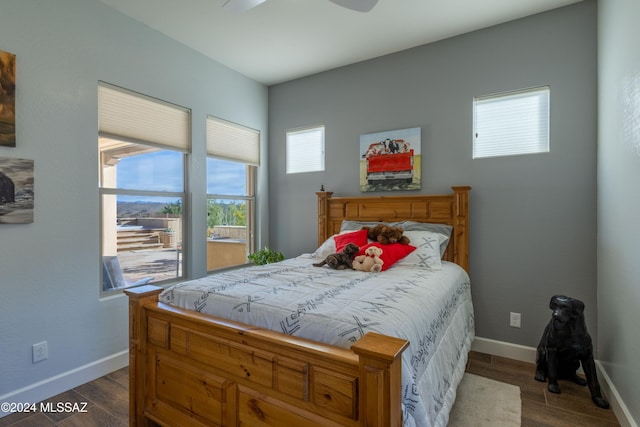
98, 82, 190, 292
206, 116, 259, 271
286, 125, 325, 174
473, 86, 550, 159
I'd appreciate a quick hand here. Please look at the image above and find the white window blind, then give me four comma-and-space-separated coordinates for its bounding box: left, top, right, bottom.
286, 125, 325, 174
98, 82, 191, 151
473, 86, 550, 159
206, 116, 260, 166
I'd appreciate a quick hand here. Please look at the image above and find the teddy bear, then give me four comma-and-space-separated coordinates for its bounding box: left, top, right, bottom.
352, 246, 384, 273
313, 243, 360, 270
362, 224, 411, 245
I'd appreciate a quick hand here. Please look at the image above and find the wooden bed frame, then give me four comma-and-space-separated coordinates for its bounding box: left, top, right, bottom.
125, 186, 470, 427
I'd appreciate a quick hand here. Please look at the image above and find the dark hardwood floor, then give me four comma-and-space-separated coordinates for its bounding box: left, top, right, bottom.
466, 351, 620, 427
0, 351, 621, 426
0, 368, 128, 427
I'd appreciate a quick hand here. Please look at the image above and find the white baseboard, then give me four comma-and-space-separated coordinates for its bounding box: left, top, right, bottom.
0, 351, 128, 418
472, 336, 637, 427
471, 336, 537, 363
595, 361, 638, 427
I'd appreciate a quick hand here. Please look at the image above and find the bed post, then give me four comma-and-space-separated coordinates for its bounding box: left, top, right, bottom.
316, 191, 333, 246
451, 186, 471, 273
351, 333, 409, 427
124, 285, 163, 427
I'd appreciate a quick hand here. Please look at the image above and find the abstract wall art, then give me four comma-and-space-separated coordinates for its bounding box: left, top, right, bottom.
0, 49, 16, 147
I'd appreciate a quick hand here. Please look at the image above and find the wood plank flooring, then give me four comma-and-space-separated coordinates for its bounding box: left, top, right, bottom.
0, 351, 621, 426
466, 351, 620, 427
0, 368, 128, 427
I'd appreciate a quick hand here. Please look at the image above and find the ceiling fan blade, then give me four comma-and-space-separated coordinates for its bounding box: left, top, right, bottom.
328, 0, 378, 13
223, 0, 268, 13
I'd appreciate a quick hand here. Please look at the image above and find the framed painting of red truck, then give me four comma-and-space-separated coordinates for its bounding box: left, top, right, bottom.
359, 127, 421, 192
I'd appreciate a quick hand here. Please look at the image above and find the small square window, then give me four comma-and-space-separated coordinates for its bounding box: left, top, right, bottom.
473, 86, 550, 159
286, 125, 325, 174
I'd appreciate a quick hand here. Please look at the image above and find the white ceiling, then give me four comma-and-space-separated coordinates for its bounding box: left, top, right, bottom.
99, 0, 582, 86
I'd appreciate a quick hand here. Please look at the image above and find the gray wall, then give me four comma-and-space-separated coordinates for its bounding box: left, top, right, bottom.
269, 1, 597, 348
0, 0, 267, 403
598, 0, 640, 421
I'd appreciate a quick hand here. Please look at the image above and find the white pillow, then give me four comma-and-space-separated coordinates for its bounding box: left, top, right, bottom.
395, 230, 447, 269
311, 235, 337, 259
394, 221, 452, 256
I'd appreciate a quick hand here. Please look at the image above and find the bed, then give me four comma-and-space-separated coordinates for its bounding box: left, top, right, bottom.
125, 186, 473, 427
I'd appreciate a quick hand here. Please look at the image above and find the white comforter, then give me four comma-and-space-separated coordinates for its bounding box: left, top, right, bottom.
160, 255, 474, 427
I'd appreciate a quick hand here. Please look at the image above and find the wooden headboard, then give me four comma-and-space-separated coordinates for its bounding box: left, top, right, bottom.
317, 186, 471, 272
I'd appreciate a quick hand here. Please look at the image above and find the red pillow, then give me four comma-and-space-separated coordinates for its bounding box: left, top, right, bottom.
333, 229, 369, 253
356, 242, 416, 271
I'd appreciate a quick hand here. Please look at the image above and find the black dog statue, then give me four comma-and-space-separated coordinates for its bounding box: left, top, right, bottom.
535, 295, 609, 409
312, 243, 360, 270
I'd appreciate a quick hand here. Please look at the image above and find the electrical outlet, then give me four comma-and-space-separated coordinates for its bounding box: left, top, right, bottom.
32, 341, 48, 363
509, 312, 521, 328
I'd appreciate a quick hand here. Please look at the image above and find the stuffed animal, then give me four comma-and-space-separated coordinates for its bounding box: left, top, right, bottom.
352, 246, 384, 273
313, 243, 360, 270
363, 224, 410, 245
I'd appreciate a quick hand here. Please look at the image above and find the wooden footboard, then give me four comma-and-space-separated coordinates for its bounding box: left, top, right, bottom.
126, 285, 408, 427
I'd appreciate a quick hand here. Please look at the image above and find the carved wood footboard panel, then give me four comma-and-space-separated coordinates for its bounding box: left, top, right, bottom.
126, 287, 408, 427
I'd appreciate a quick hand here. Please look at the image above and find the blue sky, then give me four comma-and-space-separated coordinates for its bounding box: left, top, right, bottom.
116, 151, 246, 203
206, 157, 246, 196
